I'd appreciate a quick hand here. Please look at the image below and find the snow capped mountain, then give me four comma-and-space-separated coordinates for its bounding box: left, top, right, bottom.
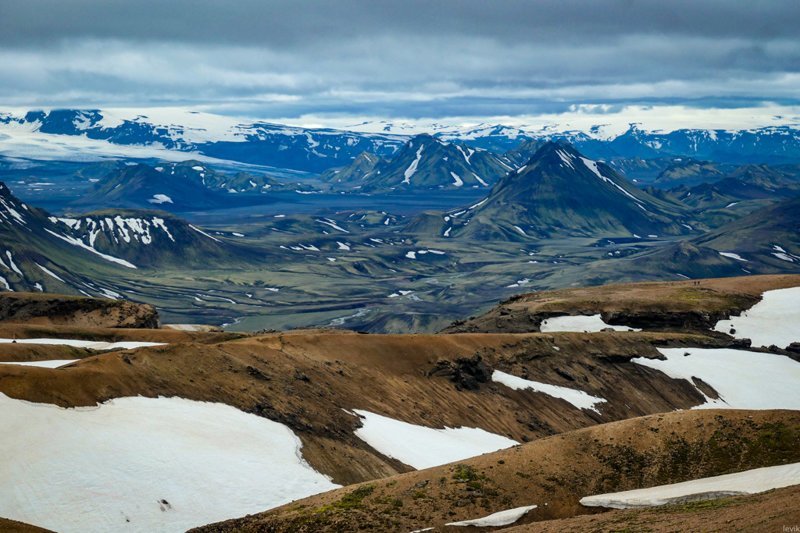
2, 108, 800, 174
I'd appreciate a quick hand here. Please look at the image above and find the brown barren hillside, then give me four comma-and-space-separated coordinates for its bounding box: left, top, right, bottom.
504, 484, 800, 533
0, 291, 160, 328
445, 274, 800, 333
193, 409, 800, 532
0, 327, 742, 484
0, 517, 54, 533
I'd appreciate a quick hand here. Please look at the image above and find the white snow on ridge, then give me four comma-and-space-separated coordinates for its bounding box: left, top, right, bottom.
450, 171, 464, 187
556, 149, 575, 169
580, 156, 647, 209
0, 394, 339, 533
714, 286, 800, 348
0, 338, 164, 351
633, 348, 800, 410
492, 370, 606, 413
580, 462, 800, 509
352, 409, 518, 470
540, 314, 640, 333
44, 229, 137, 269
446, 505, 538, 527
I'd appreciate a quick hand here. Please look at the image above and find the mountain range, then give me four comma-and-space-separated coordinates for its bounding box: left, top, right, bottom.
3, 109, 800, 173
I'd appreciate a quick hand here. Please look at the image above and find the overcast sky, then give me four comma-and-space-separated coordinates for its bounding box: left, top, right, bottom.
1, 0, 798, 125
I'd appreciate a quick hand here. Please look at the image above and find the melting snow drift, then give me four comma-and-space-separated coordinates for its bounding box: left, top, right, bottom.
714, 286, 800, 348
0, 360, 77, 369
580, 462, 800, 509
0, 394, 338, 533
492, 370, 606, 413
633, 348, 800, 410
0, 338, 164, 351
446, 505, 538, 527
352, 409, 517, 469
540, 314, 640, 333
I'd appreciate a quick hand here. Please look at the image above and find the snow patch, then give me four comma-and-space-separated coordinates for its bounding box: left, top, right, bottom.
0, 394, 339, 533
580, 463, 800, 509
352, 409, 517, 470
540, 314, 640, 333
714, 287, 800, 348
0, 338, 164, 351
446, 505, 538, 527
0, 360, 77, 369
632, 348, 800, 410
493, 370, 606, 413
403, 145, 425, 184
148, 194, 173, 204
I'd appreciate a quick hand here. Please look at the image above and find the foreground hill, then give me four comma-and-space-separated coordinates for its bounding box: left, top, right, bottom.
195, 409, 800, 532
0, 276, 798, 531
445, 274, 800, 333
437, 142, 690, 241
0, 291, 158, 328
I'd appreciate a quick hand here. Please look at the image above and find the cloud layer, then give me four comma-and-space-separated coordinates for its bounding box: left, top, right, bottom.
1, 0, 798, 122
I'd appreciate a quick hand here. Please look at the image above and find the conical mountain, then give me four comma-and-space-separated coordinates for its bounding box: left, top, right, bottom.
356, 134, 513, 192
442, 142, 690, 240
320, 151, 382, 188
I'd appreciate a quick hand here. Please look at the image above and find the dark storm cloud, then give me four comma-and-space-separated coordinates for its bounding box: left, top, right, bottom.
3, 0, 799, 45
0, 0, 798, 117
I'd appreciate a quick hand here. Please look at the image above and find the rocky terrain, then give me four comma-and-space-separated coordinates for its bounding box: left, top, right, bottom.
0, 275, 798, 531
195, 409, 800, 532
445, 274, 799, 334
0, 291, 159, 328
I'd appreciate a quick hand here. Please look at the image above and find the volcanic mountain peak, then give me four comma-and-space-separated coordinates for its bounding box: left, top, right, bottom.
440, 142, 690, 240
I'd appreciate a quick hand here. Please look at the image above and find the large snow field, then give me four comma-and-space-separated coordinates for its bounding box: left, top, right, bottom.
540, 314, 640, 333
446, 504, 538, 527
0, 394, 339, 533
580, 462, 800, 509
352, 409, 518, 469
0, 360, 77, 368
633, 348, 800, 410
0, 338, 165, 351
492, 370, 606, 413
714, 286, 800, 348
